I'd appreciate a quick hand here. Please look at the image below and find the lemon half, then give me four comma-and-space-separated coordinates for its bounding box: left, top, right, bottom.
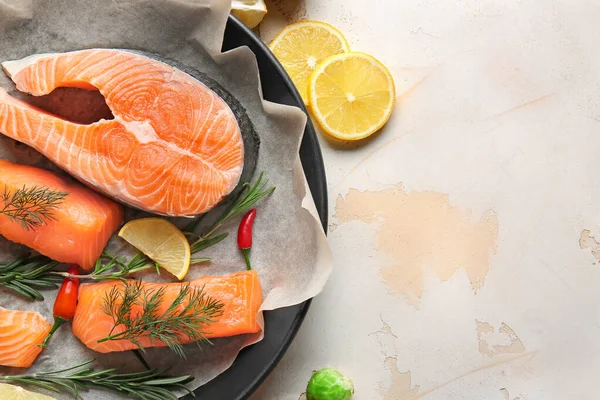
269, 21, 350, 105
308, 52, 396, 141
118, 218, 191, 280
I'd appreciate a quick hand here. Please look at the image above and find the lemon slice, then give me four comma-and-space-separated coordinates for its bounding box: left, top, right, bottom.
308, 52, 396, 141
118, 218, 191, 280
231, 0, 267, 29
269, 21, 350, 105
0, 383, 56, 399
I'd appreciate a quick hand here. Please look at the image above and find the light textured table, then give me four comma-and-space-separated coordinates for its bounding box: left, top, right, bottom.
251, 1, 600, 399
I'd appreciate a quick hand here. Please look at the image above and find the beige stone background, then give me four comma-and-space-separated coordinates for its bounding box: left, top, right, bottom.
250, 0, 600, 399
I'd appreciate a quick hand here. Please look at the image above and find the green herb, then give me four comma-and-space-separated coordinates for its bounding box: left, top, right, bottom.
52, 251, 209, 281
187, 171, 275, 253
52, 172, 275, 282
98, 280, 224, 358
50, 252, 157, 281
94, 252, 157, 280
0, 360, 195, 400
0, 256, 61, 300
1, 185, 68, 231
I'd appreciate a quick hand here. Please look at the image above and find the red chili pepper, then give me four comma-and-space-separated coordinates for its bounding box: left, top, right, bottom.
237, 209, 256, 270
40, 264, 80, 348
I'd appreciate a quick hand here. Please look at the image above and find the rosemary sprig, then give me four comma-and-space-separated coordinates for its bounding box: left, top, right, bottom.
93, 252, 157, 280
187, 171, 275, 253
98, 280, 224, 357
0, 360, 195, 400
51, 251, 210, 281
0, 255, 61, 300
1, 185, 68, 231
50, 252, 159, 281
52, 172, 275, 281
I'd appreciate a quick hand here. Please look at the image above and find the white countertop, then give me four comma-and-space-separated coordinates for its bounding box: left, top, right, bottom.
251, 1, 600, 399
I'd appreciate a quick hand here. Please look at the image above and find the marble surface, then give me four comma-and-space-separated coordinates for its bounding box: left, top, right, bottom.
250, 0, 600, 399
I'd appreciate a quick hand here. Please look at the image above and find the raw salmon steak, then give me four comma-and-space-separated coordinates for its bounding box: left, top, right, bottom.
0, 307, 52, 367
0, 49, 256, 217
0, 160, 123, 270
72, 270, 263, 353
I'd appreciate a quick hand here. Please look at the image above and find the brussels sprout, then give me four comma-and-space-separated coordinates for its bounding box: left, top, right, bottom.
306, 368, 354, 400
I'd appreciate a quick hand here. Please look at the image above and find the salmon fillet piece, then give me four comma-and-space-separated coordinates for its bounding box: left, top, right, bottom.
72, 270, 263, 353
0, 49, 245, 217
0, 307, 52, 367
0, 160, 123, 270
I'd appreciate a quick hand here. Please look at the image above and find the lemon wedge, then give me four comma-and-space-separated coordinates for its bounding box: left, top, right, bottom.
0, 383, 56, 400
118, 218, 191, 280
231, 0, 267, 29
269, 21, 350, 105
308, 52, 396, 141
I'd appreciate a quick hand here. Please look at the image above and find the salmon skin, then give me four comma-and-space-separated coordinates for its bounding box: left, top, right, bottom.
0, 49, 259, 217
0, 307, 52, 367
0, 159, 123, 270
72, 270, 263, 353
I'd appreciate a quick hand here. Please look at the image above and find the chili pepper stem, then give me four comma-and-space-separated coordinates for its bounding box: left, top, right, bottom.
39, 316, 68, 348
242, 248, 252, 270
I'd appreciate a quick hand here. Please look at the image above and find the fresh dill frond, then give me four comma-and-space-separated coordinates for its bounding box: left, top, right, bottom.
1, 185, 68, 231
98, 281, 224, 357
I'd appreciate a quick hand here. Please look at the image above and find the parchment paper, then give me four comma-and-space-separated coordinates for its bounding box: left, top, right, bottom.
0, 0, 334, 397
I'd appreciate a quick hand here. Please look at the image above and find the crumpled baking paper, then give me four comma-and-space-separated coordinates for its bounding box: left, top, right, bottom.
0, 0, 333, 397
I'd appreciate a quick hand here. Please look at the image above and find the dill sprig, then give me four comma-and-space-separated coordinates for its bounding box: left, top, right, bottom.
0, 359, 195, 400
1, 185, 68, 231
98, 280, 224, 358
0, 255, 61, 300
